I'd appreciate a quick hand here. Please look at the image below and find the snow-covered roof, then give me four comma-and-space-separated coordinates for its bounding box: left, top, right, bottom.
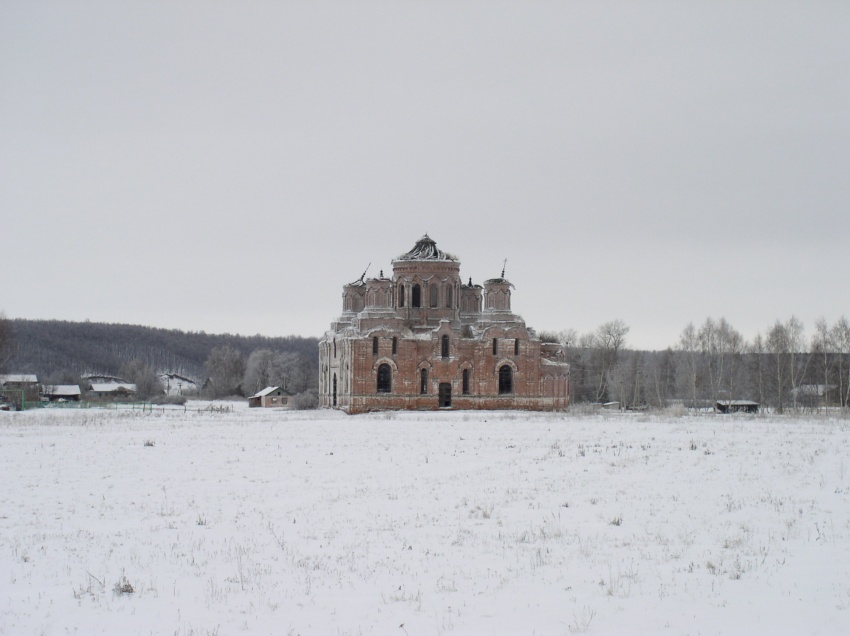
42, 385, 81, 396
251, 386, 284, 398
395, 234, 457, 262
90, 383, 137, 393
1, 374, 38, 384
716, 400, 759, 406
540, 358, 568, 366
83, 374, 130, 383
158, 373, 197, 384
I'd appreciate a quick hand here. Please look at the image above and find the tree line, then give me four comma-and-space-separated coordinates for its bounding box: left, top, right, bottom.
4, 314, 849, 412
1, 317, 319, 405
541, 316, 850, 411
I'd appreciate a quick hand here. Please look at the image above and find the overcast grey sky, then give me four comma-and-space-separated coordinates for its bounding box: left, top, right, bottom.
2, 1, 848, 350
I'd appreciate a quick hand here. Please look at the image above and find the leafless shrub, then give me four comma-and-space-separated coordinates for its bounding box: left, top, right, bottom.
113, 575, 134, 595
569, 606, 596, 633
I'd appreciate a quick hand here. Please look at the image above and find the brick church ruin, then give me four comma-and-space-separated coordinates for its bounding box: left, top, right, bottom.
319, 235, 570, 414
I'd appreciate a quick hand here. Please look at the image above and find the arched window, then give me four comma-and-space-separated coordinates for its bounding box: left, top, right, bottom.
420, 368, 428, 394
441, 335, 450, 358
412, 284, 421, 308
445, 285, 453, 308
332, 374, 337, 406
372, 336, 378, 355
377, 364, 392, 393
398, 284, 405, 308
462, 369, 470, 395
514, 338, 520, 355
430, 285, 438, 308
498, 365, 513, 394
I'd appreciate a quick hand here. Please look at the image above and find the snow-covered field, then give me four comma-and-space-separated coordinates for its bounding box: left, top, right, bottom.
1, 405, 849, 635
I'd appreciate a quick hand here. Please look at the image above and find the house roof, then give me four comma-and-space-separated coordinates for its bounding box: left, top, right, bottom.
250, 386, 286, 398
1, 374, 39, 384
90, 383, 137, 393
42, 385, 82, 396
716, 400, 760, 406
83, 374, 130, 383
158, 373, 197, 384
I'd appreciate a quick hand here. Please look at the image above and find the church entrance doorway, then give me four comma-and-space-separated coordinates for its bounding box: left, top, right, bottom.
439, 383, 452, 408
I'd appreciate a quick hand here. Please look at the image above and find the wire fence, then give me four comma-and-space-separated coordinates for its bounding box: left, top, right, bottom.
3, 399, 234, 415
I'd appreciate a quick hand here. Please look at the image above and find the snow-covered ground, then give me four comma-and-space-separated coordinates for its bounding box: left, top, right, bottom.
1, 405, 849, 635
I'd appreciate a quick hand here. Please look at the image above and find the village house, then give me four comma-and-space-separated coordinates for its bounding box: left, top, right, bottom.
319, 235, 570, 414
158, 373, 199, 396
0, 374, 40, 407
248, 386, 294, 409
0, 374, 39, 389
40, 384, 82, 402
88, 383, 137, 399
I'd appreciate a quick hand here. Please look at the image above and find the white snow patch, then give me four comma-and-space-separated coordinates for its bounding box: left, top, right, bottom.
1, 407, 848, 635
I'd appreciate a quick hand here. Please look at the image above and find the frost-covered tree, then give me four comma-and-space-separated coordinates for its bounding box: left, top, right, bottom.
677, 322, 700, 409
119, 359, 162, 400
830, 317, 850, 408
0, 313, 13, 372
204, 345, 246, 398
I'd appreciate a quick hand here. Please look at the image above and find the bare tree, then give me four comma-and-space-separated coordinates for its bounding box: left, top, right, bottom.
204, 345, 246, 398
697, 317, 744, 409
241, 349, 311, 395
242, 349, 279, 395
749, 332, 767, 409
644, 348, 675, 408
119, 359, 162, 400
591, 320, 630, 403
608, 350, 643, 410
767, 321, 790, 413
277, 351, 311, 394
0, 313, 14, 372
782, 317, 809, 410
677, 322, 700, 409
831, 317, 850, 408
811, 318, 833, 410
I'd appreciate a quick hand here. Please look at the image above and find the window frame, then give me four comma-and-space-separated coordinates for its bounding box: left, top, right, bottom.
377, 363, 392, 393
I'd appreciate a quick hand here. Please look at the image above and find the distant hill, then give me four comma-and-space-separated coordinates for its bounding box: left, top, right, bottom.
7, 319, 318, 382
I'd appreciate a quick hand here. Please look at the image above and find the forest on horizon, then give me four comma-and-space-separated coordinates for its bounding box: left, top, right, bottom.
2, 315, 849, 412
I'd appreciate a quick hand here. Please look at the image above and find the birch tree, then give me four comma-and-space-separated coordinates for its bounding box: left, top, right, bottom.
204, 345, 246, 397
831, 317, 850, 408
591, 320, 630, 403
677, 322, 700, 409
